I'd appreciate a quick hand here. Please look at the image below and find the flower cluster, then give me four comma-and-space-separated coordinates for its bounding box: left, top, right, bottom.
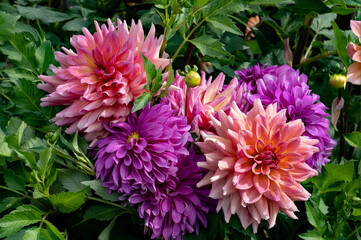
236, 64, 335, 170
38, 19, 335, 238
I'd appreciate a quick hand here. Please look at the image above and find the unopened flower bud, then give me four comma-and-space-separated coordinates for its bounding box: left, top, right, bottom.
329, 74, 347, 89
184, 71, 201, 88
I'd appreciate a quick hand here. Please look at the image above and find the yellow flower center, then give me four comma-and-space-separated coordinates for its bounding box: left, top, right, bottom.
127, 132, 139, 143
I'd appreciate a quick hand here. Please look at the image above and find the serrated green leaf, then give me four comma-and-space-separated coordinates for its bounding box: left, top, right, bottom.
3, 168, 26, 192
345, 177, 361, 197
0, 11, 20, 44
49, 187, 89, 213
207, 15, 243, 35
17, 6, 75, 24
23, 228, 39, 240
81, 180, 119, 202
62, 18, 89, 32
202, 0, 245, 18
35, 41, 54, 74
131, 92, 152, 113
58, 169, 90, 192
344, 132, 361, 149
190, 35, 230, 58
312, 162, 354, 193
8, 33, 38, 74
0, 205, 42, 238
44, 220, 65, 240
311, 13, 337, 33
331, 6, 358, 15
83, 205, 123, 221
37, 148, 54, 180
22, 137, 48, 152
13, 22, 40, 43
332, 21, 350, 68
294, 0, 330, 13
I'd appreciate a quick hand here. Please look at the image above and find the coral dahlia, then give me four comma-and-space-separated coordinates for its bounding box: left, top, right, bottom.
38, 19, 168, 141
346, 20, 361, 85
92, 102, 191, 200
197, 99, 319, 233
236, 64, 335, 170
165, 72, 248, 132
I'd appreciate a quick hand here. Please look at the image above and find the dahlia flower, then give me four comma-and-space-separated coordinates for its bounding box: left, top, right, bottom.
236, 64, 335, 170
130, 146, 212, 240
197, 99, 319, 233
346, 20, 361, 85
92, 102, 191, 200
38, 19, 168, 141
165, 72, 248, 132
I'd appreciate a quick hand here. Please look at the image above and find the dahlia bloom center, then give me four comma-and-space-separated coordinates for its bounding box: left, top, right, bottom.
127, 132, 140, 142
253, 147, 282, 170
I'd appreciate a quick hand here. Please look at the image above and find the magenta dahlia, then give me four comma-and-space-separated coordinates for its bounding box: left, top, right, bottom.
130, 146, 213, 240
38, 19, 168, 141
92, 102, 192, 200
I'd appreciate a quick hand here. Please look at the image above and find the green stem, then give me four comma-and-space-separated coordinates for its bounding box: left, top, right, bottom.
295, 51, 337, 68
185, 86, 189, 117
0, 185, 48, 210
346, 224, 361, 240
86, 196, 131, 213
302, 33, 318, 62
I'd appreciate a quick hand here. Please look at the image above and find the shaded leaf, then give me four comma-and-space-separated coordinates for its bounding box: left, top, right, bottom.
58, 169, 90, 192
331, 21, 350, 68
81, 180, 119, 202
17, 6, 74, 24
3, 168, 26, 192
0, 11, 20, 44
207, 15, 243, 35
62, 18, 89, 32
190, 35, 230, 58
49, 187, 89, 213
83, 205, 123, 221
131, 92, 152, 113
344, 132, 361, 149
35, 41, 54, 74
45, 220, 65, 240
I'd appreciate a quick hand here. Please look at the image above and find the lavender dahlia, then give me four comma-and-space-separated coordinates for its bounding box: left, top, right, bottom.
235, 64, 335, 170
92, 102, 192, 199
129, 146, 212, 240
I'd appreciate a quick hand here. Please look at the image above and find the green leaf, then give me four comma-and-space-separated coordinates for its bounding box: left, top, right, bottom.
83, 205, 123, 221
207, 15, 243, 35
37, 148, 54, 180
190, 35, 230, 58
344, 132, 361, 149
150, 67, 163, 94
0, 197, 23, 214
202, 0, 245, 18
8, 33, 38, 74
44, 220, 65, 240
81, 180, 119, 202
0, 135, 13, 158
13, 22, 40, 43
331, 6, 358, 15
5, 118, 34, 149
311, 13, 337, 33
299, 230, 325, 240
248, 0, 294, 4
131, 92, 152, 113
17, 6, 75, 24
0, 205, 43, 238
345, 176, 361, 197
0, 11, 20, 44
98, 214, 121, 240
23, 228, 39, 240
62, 18, 89, 32
312, 162, 354, 193
49, 187, 89, 213
294, 0, 330, 13
58, 169, 90, 192
3, 168, 26, 192
35, 41, 54, 74
305, 202, 327, 234
331, 21, 350, 68
140, 53, 156, 90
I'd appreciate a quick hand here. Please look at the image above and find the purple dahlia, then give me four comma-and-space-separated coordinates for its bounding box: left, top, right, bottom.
129, 146, 213, 240
235, 64, 336, 170
92, 102, 192, 199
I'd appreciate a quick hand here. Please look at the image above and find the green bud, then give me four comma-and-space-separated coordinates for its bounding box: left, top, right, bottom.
184, 71, 201, 88
329, 74, 347, 89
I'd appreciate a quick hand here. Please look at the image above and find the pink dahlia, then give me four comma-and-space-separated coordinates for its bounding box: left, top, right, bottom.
197, 99, 319, 233
38, 19, 168, 141
165, 72, 248, 132
346, 20, 361, 85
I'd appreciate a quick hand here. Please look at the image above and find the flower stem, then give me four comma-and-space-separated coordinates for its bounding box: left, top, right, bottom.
86, 196, 132, 213
185, 86, 189, 117
346, 224, 361, 240
295, 51, 337, 68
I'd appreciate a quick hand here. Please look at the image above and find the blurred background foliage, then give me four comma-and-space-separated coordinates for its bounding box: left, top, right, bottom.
0, 0, 360, 239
